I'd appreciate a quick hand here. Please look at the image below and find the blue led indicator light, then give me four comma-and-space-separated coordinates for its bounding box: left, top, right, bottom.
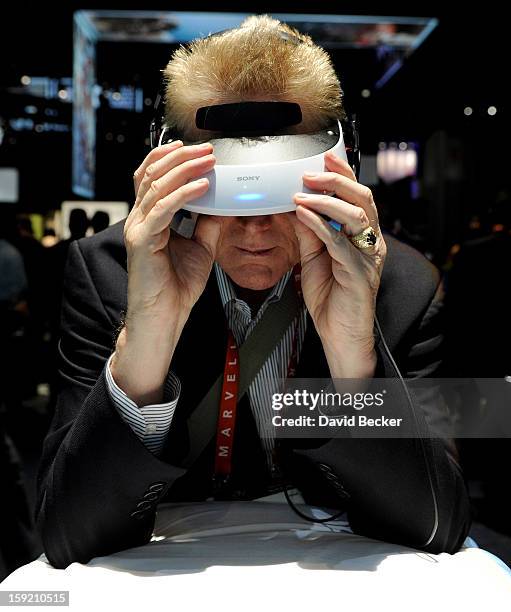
235, 193, 265, 201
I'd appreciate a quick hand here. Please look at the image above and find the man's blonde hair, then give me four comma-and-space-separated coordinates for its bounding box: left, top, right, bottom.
162, 14, 345, 141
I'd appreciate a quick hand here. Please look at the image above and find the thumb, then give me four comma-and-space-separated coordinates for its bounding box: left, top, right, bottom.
193, 214, 222, 261
286, 211, 323, 262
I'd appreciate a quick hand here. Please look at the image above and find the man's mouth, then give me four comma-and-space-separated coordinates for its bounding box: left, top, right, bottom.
236, 247, 276, 256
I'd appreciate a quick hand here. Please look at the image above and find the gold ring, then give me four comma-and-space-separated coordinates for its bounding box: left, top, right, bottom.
349, 226, 377, 249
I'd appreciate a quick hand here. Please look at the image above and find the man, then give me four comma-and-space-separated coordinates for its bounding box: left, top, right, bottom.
36, 15, 471, 569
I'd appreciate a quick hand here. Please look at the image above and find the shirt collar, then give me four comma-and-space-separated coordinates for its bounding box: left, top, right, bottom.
214, 261, 292, 311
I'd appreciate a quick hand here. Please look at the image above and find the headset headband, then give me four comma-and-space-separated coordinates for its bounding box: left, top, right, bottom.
195, 101, 303, 132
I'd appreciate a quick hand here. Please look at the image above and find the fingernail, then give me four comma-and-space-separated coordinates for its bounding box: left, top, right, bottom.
295, 192, 312, 199
303, 172, 318, 177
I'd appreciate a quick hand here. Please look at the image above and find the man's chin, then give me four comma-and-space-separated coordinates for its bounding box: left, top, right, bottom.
227, 263, 283, 290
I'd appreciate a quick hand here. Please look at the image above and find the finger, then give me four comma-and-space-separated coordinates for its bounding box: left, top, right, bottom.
133, 141, 183, 196
324, 151, 357, 182
299, 202, 381, 260
286, 210, 315, 243
294, 192, 370, 236
138, 153, 216, 217
193, 214, 222, 261
285, 211, 324, 265
295, 204, 353, 264
135, 142, 213, 208
302, 172, 378, 226
143, 178, 210, 237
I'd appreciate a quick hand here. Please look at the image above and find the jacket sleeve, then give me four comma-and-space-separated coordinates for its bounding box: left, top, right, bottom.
35, 240, 186, 569
282, 275, 472, 555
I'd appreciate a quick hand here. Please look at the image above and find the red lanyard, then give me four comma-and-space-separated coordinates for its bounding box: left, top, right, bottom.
214, 263, 303, 479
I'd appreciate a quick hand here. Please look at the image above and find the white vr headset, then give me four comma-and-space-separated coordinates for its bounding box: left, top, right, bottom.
150, 100, 360, 237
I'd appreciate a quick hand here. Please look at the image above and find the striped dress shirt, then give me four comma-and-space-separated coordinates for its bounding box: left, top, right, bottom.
106, 261, 308, 469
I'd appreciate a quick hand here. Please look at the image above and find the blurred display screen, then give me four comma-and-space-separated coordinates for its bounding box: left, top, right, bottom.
377, 143, 418, 184
104, 86, 144, 112
359, 155, 378, 186
72, 15, 98, 199
0, 168, 19, 203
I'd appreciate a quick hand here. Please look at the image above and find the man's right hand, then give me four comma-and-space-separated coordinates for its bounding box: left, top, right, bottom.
110, 140, 220, 406
127, 139, 220, 319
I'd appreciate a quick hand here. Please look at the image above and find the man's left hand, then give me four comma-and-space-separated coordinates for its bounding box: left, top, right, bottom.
288, 150, 387, 379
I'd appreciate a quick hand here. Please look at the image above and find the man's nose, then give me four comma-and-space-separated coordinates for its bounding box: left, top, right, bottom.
236, 215, 273, 231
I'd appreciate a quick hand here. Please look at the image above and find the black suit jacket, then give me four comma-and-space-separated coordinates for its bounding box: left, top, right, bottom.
36, 220, 471, 568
